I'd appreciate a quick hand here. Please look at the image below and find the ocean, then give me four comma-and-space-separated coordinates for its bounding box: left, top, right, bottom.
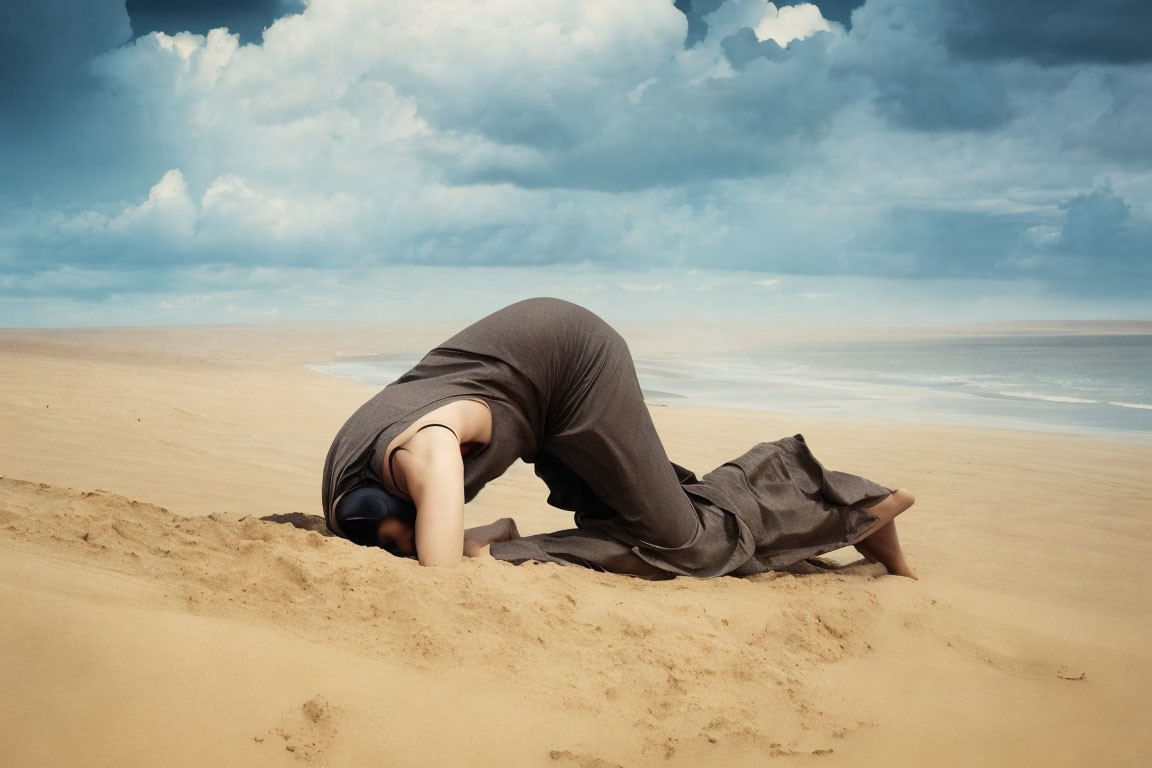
309, 333, 1152, 443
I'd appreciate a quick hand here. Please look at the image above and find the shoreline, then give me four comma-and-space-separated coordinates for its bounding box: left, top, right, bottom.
315, 351, 1152, 447
307, 347, 1152, 449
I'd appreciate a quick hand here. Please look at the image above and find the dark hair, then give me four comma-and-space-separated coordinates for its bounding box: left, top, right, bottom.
340, 517, 386, 548
334, 485, 418, 557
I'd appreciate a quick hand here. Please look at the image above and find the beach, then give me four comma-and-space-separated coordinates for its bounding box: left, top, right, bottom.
2, 322, 1150, 767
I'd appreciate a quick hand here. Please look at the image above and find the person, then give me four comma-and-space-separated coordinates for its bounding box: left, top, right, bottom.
321, 297, 916, 579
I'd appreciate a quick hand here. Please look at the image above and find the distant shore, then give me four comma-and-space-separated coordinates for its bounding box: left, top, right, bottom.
309, 323, 1152, 444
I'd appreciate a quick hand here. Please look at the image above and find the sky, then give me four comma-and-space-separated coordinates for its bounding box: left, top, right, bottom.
0, 0, 1149, 327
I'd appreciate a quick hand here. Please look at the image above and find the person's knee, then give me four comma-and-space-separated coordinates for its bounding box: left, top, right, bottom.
870, 488, 914, 523
892, 488, 915, 512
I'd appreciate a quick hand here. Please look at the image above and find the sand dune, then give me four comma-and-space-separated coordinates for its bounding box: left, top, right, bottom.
1, 324, 1150, 766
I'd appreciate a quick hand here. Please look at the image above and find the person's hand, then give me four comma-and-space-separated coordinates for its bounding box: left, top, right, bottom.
462, 538, 491, 559
463, 517, 519, 555
499, 517, 520, 541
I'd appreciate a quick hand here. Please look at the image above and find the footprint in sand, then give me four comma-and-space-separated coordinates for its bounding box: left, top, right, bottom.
255, 694, 339, 763
548, 749, 624, 768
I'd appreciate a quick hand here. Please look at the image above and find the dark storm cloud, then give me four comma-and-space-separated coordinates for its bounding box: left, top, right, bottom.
1046, 186, 1152, 290
835, 0, 1022, 132
845, 208, 1037, 278
673, 0, 726, 47
0, 1, 130, 123
841, 187, 1152, 294
942, 0, 1152, 66
452, 37, 851, 191
0, 1, 151, 208
125, 0, 304, 45
720, 27, 788, 68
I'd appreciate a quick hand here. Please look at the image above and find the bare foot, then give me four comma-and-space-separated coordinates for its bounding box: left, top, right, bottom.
855, 540, 917, 578
885, 557, 918, 579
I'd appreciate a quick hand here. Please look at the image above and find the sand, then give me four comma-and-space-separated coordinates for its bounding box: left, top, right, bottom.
1, 322, 1150, 767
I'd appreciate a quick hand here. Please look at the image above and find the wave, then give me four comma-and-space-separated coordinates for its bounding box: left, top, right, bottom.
997, 391, 1100, 404
1109, 401, 1152, 410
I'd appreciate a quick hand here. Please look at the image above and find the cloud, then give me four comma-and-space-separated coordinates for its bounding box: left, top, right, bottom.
1, 0, 1150, 324
836, 185, 1152, 293
1043, 184, 1152, 291
678, 0, 863, 46
754, 3, 833, 47
675, 0, 727, 47
832, 0, 1020, 132
941, 0, 1152, 66
844, 207, 1040, 278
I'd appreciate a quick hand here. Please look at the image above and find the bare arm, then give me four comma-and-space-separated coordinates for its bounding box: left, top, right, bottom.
398, 428, 466, 568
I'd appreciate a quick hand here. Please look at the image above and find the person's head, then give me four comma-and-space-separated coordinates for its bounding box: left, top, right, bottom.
334, 485, 418, 558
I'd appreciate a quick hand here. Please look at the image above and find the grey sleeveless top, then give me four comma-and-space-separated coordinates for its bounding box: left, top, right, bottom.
321, 346, 545, 533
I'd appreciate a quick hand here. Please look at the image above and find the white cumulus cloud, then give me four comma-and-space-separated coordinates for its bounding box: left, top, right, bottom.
754, 2, 834, 47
